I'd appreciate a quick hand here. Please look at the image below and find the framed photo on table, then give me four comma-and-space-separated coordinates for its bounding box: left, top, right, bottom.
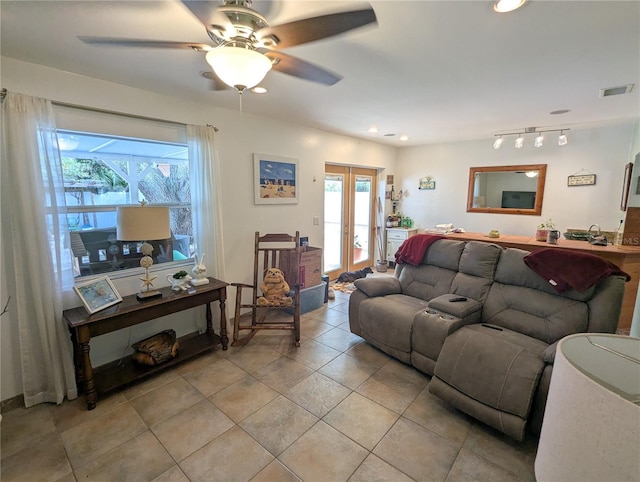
73, 276, 122, 314
253, 153, 299, 204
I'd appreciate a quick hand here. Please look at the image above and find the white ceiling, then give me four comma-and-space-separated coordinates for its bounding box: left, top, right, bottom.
1, 0, 639, 146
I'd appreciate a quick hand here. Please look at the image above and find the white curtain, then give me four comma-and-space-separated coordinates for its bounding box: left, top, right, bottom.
1, 92, 77, 406
187, 125, 227, 330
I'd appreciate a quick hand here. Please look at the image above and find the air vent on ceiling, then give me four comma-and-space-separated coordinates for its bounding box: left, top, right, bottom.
600, 84, 634, 97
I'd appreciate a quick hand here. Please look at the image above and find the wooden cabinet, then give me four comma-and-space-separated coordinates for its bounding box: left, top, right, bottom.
387, 228, 419, 264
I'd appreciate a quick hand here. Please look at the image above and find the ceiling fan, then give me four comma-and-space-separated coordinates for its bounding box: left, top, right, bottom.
79, 0, 377, 92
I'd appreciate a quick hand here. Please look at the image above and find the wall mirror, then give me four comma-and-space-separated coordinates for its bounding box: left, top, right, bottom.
467, 164, 547, 215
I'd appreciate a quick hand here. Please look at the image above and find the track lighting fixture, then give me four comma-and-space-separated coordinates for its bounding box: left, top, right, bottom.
492, 127, 569, 149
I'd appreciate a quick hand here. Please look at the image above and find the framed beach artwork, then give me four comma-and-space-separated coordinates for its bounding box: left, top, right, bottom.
73, 276, 122, 314
253, 153, 299, 204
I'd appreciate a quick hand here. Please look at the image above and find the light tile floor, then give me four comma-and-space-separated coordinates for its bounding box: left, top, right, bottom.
0, 288, 538, 481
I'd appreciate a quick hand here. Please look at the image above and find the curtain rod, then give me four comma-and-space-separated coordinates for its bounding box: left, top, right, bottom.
0, 88, 219, 132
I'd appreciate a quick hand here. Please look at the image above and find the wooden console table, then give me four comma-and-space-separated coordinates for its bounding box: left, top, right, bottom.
445, 232, 640, 334
64, 277, 228, 410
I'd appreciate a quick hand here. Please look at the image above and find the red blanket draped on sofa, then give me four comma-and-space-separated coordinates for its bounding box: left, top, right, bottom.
395, 234, 446, 266
524, 248, 630, 293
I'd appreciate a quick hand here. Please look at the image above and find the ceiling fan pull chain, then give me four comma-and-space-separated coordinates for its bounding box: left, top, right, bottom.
238, 91, 243, 115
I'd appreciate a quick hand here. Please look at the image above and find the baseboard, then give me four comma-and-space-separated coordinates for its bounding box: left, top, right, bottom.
1, 394, 24, 414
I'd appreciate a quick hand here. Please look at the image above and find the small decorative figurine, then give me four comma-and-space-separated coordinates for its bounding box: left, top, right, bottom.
166, 270, 192, 291
257, 267, 292, 306
190, 253, 210, 286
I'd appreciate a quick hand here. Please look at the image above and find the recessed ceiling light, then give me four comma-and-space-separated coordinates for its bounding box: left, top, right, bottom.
251, 86, 267, 94
399, 135, 409, 141
550, 109, 571, 115
494, 0, 527, 13
600, 84, 634, 97
367, 127, 379, 133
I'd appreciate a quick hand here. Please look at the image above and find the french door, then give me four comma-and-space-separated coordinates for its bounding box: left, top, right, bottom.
324, 165, 377, 281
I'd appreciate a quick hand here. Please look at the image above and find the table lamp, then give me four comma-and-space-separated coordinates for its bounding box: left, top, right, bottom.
116, 204, 170, 300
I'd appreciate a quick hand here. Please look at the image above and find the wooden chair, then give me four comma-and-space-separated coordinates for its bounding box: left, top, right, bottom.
232, 231, 302, 347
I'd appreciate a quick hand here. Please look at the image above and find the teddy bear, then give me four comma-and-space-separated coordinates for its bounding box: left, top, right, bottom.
257, 267, 292, 306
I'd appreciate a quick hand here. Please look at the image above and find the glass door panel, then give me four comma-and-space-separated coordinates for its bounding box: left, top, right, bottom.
352, 172, 373, 268
324, 172, 346, 274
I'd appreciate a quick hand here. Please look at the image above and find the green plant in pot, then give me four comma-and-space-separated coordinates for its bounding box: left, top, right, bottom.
536, 219, 556, 242
172, 270, 188, 279
166, 270, 192, 291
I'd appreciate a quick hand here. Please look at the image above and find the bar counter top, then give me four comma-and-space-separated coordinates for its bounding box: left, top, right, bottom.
442, 231, 640, 334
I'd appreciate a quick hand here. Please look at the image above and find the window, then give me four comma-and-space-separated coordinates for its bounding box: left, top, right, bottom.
59, 130, 192, 278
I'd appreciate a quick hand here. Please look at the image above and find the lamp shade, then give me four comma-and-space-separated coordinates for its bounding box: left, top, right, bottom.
116, 206, 170, 241
206, 47, 272, 90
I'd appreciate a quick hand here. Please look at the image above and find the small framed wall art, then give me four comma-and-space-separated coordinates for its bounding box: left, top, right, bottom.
567, 174, 596, 186
419, 176, 436, 190
254, 153, 299, 204
74, 276, 122, 314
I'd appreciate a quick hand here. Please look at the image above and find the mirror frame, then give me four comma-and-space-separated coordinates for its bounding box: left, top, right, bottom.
466, 164, 547, 216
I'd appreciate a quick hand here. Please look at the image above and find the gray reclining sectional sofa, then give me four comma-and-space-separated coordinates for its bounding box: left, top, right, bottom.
348, 238, 626, 440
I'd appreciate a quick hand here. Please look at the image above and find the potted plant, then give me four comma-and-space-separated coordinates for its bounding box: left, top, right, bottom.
536, 219, 555, 242
166, 270, 192, 290
353, 235, 363, 262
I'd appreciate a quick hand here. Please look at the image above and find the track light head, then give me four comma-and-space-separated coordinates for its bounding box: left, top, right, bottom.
558, 131, 568, 146
515, 136, 524, 149
534, 134, 544, 148
493, 137, 504, 149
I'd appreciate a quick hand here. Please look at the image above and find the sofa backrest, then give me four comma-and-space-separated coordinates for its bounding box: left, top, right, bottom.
483, 248, 624, 344
396, 240, 465, 301
451, 241, 502, 302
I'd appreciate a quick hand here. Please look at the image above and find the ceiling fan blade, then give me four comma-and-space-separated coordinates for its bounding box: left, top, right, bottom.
78, 37, 211, 51
255, 6, 376, 50
262, 50, 342, 86
181, 0, 235, 38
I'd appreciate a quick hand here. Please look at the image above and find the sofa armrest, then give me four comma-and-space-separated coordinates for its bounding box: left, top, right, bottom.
428, 294, 482, 318
354, 276, 402, 297
542, 340, 559, 364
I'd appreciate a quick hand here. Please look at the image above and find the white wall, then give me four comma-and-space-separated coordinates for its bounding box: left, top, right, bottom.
0, 57, 397, 401
2, 56, 638, 403
395, 123, 638, 237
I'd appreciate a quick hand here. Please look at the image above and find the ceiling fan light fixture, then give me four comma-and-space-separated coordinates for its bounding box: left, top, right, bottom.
205, 46, 272, 91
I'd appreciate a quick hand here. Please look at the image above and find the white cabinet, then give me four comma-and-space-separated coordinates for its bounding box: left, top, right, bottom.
386, 228, 418, 263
